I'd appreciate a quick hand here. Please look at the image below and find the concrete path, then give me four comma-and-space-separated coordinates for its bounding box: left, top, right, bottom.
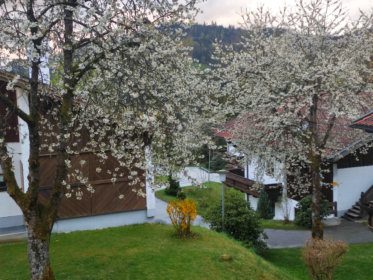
0, 225, 26, 243
324, 220, 373, 244
264, 229, 311, 248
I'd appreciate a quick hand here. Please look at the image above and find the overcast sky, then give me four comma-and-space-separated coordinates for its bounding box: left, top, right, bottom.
196, 0, 373, 26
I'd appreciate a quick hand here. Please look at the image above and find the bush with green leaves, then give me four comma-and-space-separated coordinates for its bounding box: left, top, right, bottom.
205, 189, 267, 254
295, 196, 331, 228
209, 154, 227, 171
257, 189, 274, 219
165, 175, 181, 197
176, 190, 187, 200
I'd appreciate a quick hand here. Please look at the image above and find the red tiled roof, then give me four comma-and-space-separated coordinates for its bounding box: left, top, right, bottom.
352, 111, 373, 130
215, 94, 373, 158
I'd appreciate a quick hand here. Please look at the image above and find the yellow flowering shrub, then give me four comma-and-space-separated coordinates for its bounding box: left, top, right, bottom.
166, 199, 197, 238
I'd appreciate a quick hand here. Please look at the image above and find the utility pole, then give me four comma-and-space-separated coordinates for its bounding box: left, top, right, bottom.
208, 149, 211, 182
222, 183, 225, 231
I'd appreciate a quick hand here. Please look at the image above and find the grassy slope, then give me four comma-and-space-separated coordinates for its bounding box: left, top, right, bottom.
156, 182, 306, 230
265, 243, 373, 280
0, 224, 289, 280
156, 182, 239, 217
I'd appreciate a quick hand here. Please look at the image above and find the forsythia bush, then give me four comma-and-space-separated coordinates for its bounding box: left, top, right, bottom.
303, 238, 348, 280
167, 199, 197, 238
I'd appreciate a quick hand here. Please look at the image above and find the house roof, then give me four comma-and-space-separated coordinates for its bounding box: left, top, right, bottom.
216, 95, 373, 162
351, 110, 373, 133
0, 71, 29, 88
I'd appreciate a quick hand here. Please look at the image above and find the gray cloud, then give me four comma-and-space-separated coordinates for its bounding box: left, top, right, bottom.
196, 0, 373, 26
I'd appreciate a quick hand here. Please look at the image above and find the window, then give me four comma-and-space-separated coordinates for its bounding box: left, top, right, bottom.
0, 169, 6, 192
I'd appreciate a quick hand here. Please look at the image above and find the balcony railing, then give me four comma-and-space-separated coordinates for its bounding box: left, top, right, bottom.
224, 171, 258, 196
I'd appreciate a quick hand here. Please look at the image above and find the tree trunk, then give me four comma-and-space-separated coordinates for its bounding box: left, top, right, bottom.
309, 93, 323, 239
311, 157, 324, 239
25, 216, 54, 280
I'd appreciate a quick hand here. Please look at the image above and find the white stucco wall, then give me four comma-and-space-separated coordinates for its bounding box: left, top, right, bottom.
178, 167, 223, 187
0, 87, 29, 227
333, 164, 373, 215
16, 87, 30, 191
0, 192, 23, 218
52, 210, 149, 233
247, 194, 298, 221
145, 146, 156, 217
245, 158, 284, 185
227, 144, 242, 157
248, 195, 258, 210
273, 197, 298, 221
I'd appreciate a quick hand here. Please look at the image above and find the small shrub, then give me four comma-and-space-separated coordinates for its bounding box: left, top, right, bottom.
176, 190, 186, 200
295, 196, 330, 228
303, 238, 348, 280
165, 175, 180, 196
257, 189, 274, 219
205, 190, 267, 254
209, 154, 227, 171
166, 199, 197, 238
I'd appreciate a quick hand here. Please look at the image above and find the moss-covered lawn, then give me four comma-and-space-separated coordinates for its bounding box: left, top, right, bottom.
0, 224, 289, 280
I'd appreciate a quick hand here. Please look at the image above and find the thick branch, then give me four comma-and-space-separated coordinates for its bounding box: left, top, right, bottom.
48, 0, 77, 219
320, 113, 336, 149
0, 93, 33, 124
25, 0, 42, 207
0, 137, 26, 208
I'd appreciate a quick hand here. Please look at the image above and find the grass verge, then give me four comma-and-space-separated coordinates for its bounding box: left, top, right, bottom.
265, 243, 373, 280
260, 220, 307, 230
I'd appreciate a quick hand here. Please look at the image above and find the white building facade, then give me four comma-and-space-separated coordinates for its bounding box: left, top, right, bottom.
0, 74, 156, 232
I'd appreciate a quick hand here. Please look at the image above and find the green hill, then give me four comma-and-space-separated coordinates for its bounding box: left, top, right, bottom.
0, 224, 290, 280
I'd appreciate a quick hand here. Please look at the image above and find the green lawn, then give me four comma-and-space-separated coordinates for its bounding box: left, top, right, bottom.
260, 220, 307, 231
156, 182, 306, 230
156, 182, 242, 217
265, 243, 373, 280
0, 224, 289, 280
155, 175, 168, 185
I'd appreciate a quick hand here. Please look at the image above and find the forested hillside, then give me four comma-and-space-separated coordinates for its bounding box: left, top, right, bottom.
186, 24, 244, 65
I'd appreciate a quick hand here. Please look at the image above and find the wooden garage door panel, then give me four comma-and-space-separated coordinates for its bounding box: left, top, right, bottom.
91, 182, 146, 215
58, 188, 92, 218
39, 156, 58, 187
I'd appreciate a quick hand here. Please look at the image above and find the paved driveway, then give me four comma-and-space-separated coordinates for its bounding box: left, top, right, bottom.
265, 220, 373, 248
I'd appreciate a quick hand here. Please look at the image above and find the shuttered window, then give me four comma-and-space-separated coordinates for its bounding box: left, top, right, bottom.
0, 167, 6, 192
0, 81, 19, 142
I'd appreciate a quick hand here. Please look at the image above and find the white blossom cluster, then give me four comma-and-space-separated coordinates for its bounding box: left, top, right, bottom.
214, 0, 373, 196
0, 0, 227, 202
